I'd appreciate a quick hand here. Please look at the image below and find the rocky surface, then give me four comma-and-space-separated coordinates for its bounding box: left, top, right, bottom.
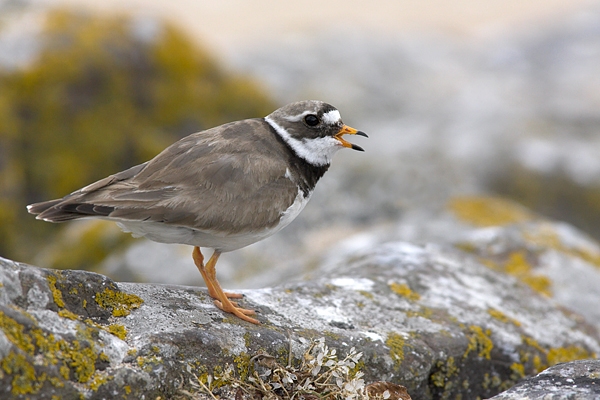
489, 359, 600, 399
1, 215, 599, 399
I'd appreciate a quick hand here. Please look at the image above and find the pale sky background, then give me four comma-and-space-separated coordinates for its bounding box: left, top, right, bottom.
50, 0, 598, 54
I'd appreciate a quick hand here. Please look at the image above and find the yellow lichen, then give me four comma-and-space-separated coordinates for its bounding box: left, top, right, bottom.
94, 287, 143, 317
510, 362, 525, 380
47, 274, 65, 308
385, 333, 405, 367
547, 346, 594, 366
448, 196, 535, 227
1, 351, 39, 395
504, 252, 552, 297
0, 311, 35, 355
107, 324, 127, 340
58, 309, 80, 320
389, 282, 421, 301
464, 326, 493, 360
480, 252, 553, 297
487, 308, 522, 327
430, 357, 458, 388
89, 372, 109, 391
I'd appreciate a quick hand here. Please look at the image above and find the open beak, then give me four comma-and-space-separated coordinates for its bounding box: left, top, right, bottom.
335, 125, 368, 151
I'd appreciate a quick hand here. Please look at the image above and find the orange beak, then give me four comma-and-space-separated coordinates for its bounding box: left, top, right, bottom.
335, 125, 368, 151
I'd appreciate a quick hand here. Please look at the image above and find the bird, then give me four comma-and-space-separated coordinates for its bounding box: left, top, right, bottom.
27, 100, 367, 324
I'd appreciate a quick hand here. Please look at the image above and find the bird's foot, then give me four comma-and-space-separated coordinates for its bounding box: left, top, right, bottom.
214, 298, 259, 324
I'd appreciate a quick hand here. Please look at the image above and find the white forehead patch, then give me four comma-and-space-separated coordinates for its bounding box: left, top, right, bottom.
321, 110, 341, 125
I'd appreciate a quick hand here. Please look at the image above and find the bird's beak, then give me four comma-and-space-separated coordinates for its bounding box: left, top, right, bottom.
335, 125, 368, 151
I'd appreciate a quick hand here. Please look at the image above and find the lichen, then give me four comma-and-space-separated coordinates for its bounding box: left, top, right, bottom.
481, 252, 552, 297
94, 287, 143, 317
430, 356, 458, 389
58, 309, 80, 320
389, 282, 421, 301
1, 350, 39, 395
487, 308, 521, 327
46, 273, 65, 308
464, 325, 493, 360
385, 333, 405, 367
448, 196, 535, 227
107, 324, 127, 340
547, 346, 594, 366
509, 362, 525, 381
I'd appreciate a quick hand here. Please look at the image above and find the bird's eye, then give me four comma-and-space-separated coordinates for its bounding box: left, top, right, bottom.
304, 114, 320, 127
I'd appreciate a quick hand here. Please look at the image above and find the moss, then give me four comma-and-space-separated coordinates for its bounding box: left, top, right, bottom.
107, 324, 127, 340
389, 282, 421, 301
47, 274, 65, 308
448, 196, 535, 227
385, 333, 405, 367
464, 326, 493, 360
487, 308, 522, 327
1, 9, 275, 267
95, 287, 143, 317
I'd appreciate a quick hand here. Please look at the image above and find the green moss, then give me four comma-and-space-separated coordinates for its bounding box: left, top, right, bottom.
389, 282, 421, 301
385, 333, 405, 367
448, 196, 535, 227
95, 287, 143, 317
1, 9, 275, 267
464, 326, 493, 360
47, 274, 65, 308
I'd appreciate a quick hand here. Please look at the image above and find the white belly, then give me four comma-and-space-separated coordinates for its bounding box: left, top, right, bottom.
116, 189, 311, 252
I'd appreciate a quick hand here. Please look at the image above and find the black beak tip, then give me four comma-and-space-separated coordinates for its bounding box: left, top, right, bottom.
351, 144, 365, 152
356, 130, 368, 138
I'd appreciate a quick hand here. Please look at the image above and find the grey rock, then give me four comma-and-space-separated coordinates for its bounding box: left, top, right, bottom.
1, 234, 599, 399
489, 359, 600, 400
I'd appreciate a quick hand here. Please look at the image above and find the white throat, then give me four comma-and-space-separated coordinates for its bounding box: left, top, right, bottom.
265, 116, 341, 166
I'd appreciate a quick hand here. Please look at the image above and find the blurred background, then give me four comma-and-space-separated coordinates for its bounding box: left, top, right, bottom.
2, 0, 600, 288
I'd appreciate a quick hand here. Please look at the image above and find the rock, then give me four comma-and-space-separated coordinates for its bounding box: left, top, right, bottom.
1, 230, 599, 399
489, 359, 600, 399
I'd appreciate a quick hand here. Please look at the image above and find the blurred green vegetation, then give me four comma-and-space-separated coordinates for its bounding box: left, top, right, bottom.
0, 10, 275, 270
491, 167, 600, 242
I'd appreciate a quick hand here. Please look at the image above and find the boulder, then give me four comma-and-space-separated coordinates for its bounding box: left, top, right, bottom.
489, 359, 600, 399
1, 231, 598, 399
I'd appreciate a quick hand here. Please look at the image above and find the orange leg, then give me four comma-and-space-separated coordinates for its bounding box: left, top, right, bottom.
192, 246, 259, 324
